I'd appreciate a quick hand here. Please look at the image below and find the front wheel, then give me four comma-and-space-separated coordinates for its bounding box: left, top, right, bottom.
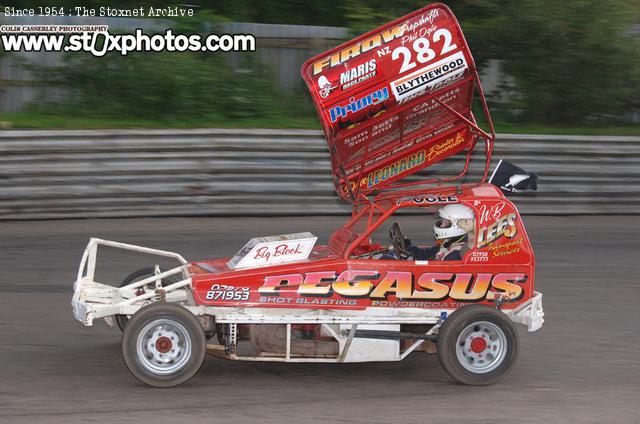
122, 303, 206, 387
116, 267, 179, 332
437, 305, 519, 385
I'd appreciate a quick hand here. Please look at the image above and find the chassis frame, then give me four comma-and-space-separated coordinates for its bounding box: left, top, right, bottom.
72, 237, 544, 364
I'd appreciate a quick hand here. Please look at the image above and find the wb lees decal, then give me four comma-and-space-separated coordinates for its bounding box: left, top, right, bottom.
258, 270, 526, 302
477, 213, 517, 248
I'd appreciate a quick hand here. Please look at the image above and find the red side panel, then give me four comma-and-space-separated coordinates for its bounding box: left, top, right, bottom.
302, 3, 479, 200
191, 186, 535, 311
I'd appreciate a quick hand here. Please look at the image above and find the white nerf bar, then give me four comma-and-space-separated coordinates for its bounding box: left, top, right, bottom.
71, 238, 192, 326
504, 291, 544, 332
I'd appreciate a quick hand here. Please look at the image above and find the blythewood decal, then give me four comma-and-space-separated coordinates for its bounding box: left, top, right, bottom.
365, 149, 425, 188
329, 87, 389, 123
477, 213, 518, 248
312, 24, 405, 76
390, 51, 467, 103
258, 270, 526, 302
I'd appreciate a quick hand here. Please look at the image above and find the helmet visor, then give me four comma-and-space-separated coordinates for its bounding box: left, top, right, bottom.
435, 217, 453, 229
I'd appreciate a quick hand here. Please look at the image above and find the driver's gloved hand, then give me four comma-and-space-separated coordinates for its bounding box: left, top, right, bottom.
380, 246, 399, 260
403, 238, 412, 247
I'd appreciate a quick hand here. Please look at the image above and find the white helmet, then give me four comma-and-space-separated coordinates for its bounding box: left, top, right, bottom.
433, 204, 475, 241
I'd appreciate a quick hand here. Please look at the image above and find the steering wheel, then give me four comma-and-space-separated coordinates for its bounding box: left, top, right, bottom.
389, 222, 411, 259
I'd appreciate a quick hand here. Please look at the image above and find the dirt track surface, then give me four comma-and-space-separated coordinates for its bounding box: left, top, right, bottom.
1, 216, 639, 424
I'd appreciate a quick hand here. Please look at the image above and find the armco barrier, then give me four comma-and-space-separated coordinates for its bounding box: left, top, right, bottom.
0, 129, 638, 219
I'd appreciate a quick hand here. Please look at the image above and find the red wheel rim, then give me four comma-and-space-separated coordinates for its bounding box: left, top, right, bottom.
155, 336, 172, 353
470, 336, 487, 353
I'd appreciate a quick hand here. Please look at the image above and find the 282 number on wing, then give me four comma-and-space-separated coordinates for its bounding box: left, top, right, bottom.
392, 28, 458, 73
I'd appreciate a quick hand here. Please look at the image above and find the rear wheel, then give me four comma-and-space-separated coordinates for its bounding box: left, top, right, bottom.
122, 303, 206, 388
437, 305, 519, 385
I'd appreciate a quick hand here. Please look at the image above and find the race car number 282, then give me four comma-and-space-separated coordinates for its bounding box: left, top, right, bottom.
205, 284, 250, 301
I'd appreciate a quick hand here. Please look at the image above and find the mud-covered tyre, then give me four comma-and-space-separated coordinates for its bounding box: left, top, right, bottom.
437, 305, 519, 385
122, 303, 206, 388
116, 267, 178, 332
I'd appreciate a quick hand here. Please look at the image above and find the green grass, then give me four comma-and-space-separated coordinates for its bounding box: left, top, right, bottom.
1, 111, 638, 135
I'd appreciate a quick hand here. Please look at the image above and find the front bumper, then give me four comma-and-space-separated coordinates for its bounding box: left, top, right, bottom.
505, 291, 544, 332
71, 237, 191, 326
72, 279, 124, 326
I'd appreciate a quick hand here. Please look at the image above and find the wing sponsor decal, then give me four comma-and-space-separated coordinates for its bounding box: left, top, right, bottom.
340, 58, 377, 90
342, 127, 471, 193
365, 149, 425, 188
329, 87, 389, 123
317, 75, 336, 99
390, 51, 468, 103
426, 130, 466, 161
311, 24, 405, 76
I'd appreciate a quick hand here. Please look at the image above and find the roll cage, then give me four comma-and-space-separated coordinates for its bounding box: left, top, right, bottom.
328, 183, 505, 260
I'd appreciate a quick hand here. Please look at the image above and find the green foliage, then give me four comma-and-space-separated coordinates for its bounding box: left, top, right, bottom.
19, 6, 313, 124
476, 0, 639, 124
10, 0, 640, 127
30, 51, 312, 123
335, 0, 640, 124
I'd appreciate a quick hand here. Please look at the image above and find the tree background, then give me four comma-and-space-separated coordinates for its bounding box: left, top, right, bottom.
4, 0, 639, 127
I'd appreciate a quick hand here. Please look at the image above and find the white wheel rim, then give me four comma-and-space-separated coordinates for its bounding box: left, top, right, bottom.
455, 321, 508, 374
136, 318, 192, 375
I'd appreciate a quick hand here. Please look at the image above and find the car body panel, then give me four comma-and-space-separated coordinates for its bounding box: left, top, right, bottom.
191, 183, 534, 313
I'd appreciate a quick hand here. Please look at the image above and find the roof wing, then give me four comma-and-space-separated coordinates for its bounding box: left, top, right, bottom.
302, 3, 495, 203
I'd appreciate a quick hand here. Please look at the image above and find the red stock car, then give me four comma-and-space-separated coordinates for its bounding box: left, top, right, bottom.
71, 3, 544, 387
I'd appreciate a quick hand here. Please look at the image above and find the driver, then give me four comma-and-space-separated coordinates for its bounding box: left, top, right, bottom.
406, 204, 475, 261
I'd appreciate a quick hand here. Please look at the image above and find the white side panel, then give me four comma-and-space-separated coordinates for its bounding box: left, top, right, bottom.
340, 324, 400, 362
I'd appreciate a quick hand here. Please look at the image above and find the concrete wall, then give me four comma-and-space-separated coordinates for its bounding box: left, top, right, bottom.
1, 129, 637, 219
